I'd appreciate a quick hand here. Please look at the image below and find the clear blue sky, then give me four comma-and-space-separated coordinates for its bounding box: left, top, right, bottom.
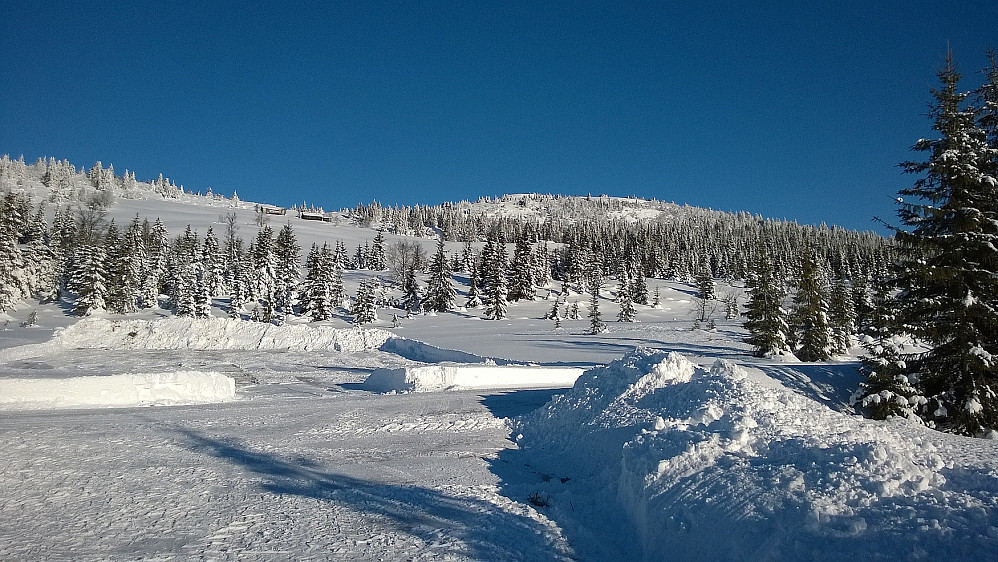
3, 2, 996, 234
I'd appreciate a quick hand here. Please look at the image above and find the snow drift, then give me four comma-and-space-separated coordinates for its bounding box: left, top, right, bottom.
514, 348, 998, 561
363, 364, 584, 393
0, 371, 235, 410
50, 317, 396, 352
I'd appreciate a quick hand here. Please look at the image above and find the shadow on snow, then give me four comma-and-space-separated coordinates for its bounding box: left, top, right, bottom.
171, 426, 571, 561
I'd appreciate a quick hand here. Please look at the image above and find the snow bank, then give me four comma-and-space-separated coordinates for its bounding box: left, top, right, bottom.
515, 348, 998, 560
0, 371, 235, 410
363, 365, 585, 393
51, 317, 396, 352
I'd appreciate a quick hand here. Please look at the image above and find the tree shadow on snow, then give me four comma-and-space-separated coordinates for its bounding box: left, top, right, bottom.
171, 427, 571, 561
479, 388, 569, 419
757, 362, 864, 412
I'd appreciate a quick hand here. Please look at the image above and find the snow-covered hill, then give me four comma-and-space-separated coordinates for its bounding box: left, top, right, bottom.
0, 154, 994, 560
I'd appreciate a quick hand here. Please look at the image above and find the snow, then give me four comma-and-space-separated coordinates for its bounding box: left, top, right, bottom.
0, 175, 996, 560
0, 371, 235, 410
363, 364, 585, 393
512, 348, 998, 560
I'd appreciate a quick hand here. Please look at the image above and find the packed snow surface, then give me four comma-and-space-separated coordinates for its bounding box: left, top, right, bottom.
513, 348, 998, 561
363, 364, 585, 393
0, 371, 235, 410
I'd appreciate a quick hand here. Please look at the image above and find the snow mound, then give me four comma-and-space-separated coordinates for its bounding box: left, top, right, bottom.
363, 365, 585, 393
0, 371, 235, 410
515, 348, 998, 560
51, 317, 395, 352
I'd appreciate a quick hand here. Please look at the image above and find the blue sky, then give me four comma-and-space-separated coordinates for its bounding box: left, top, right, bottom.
3, 2, 996, 234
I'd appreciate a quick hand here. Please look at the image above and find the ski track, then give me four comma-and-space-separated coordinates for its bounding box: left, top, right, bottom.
0, 348, 572, 561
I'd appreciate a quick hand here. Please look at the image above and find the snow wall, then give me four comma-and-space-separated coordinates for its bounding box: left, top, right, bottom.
514, 348, 998, 561
0, 371, 235, 410
363, 364, 585, 393
50, 317, 395, 352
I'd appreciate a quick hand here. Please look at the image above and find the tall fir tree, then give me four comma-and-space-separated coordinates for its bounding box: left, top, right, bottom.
587, 270, 605, 334
743, 247, 791, 357
424, 237, 456, 312
893, 52, 998, 435
792, 251, 832, 362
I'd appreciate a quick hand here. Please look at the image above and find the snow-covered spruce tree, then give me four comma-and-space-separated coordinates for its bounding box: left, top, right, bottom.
743, 246, 791, 357
465, 263, 482, 308
423, 237, 456, 312
631, 266, 649, 305
695, 261, 715, 300
0, 210, 27, 312
827, 274, 856, 355
483, 232, 509, 320
351, 280, 378, 324
792, 251, 832, 362
507, 234, 535, 302
202, 227, 225, 298
72, 243, 108, 316
853, 278, 926, 420
616, 269, 635, 322
587, 270, 606, 335
893, 52, 998, 435
399, 266, 422, 313
274, 223, 301, 315
329, 242, 345, 309
252, 226, 277, 318
370, 229, 387, 271
102, 221, 131, 314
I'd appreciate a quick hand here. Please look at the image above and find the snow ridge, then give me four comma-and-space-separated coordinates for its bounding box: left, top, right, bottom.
515, 348, 998, 560
51, 317, 396, 352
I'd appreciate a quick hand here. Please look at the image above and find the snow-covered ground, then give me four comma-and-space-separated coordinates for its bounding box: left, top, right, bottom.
0, 182, 996, 560
3, 311, 996, 560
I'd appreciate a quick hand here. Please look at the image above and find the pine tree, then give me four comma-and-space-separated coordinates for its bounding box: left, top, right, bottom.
351, 280, 378, 324
853, 278, 926, 420
274, 223, 300, 314
508, 235, 535, 301
423, 238, 456, 312
370, 229, 387, 271
616, 270, 635, 322
827, 274, 856, 355
894, 52, 998, 435
465, 263, 482, 308
483, 232, 508, 320
587, 271, 605, 334
792, 251, 832, 362
743, 247, 791, 357
73, 244, 108, 316
695, 262, 715, 300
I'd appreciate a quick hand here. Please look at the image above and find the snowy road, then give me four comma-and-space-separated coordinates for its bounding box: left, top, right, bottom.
0, 356, 572, 561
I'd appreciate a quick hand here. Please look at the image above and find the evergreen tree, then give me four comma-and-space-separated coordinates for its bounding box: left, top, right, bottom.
483, 232, 508, 320
743, 247, 791, 357
508, 235, 535, 301
587, 271, 605, 334
465, 263, 482, 308
853, 279, 926, 420
423, 238, 456, 312
827, 274, 856, 355
274, 223, 300, 314
894, 52, 998, 435
73, 244, 108, 316
370, 229, 387, 271
351, 280, 378, 324
695, 262, 715, 300
616, 270, 635, 322
792, 251, 832, 362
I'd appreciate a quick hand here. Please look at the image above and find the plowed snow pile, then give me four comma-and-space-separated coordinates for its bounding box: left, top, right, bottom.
364, 364, 584, 392
52, 317, 395, 351
0, 371, 235, 410
514, 348, 998, 561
